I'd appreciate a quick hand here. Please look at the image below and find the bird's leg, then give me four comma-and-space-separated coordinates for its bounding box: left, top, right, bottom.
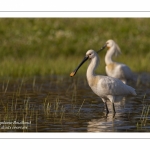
104, 102, 109, 114
112, 102, 116, 117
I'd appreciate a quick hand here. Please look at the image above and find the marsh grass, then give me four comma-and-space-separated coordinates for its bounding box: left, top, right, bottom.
0, 78, 47, 131
136, 104, 150, 129
136, 94, 150, 129
0, 76, 90, 131
0, 75, 150, 132
43, 95, 66, 120
76, 99, 86, 115
0, 18, 150, 77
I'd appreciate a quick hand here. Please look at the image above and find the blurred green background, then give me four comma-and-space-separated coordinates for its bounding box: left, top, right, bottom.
0, 18, 150, 77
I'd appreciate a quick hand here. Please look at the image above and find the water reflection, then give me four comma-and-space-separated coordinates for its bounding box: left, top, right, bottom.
87, 100, 127, 132
87, 91, 150, 132
0, 74, 150, 132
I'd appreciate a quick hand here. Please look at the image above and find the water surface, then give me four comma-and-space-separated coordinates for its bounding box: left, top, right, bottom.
0, 73, 150, 132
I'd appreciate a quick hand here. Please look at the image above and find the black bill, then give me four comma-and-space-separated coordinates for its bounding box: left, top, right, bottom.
97, 44, 107, 53
70, 56, 89, 77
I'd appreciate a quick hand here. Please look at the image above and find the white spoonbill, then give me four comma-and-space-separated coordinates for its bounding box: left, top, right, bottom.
70, 49, 136, 115
99, 39, 134, 84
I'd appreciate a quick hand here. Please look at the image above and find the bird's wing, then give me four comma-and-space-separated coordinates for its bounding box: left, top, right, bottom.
98, 76, 134, 96
117, 64, 133, 79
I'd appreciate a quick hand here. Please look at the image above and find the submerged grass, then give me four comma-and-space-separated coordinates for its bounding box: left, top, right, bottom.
136, 94, 150, 130
0, 75, 150, 132
0, 76, 88, 131
137, 104, 150, 129
0, 18, 150, 77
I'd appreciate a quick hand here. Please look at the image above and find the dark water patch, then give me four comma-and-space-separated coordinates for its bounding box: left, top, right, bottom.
0, 74, 150, 132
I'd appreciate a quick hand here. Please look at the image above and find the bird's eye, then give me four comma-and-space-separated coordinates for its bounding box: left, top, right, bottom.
89, 53, 92, 55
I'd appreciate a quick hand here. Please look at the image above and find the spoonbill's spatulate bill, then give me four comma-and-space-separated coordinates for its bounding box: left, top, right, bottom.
99, 39, 134, 84
70, 49, 136, 115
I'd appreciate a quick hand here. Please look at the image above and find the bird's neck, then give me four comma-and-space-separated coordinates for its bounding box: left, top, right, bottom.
86, 55, 99, 80
105, 46, 115, 65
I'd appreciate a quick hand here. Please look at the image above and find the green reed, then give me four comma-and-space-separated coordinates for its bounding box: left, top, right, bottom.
43, 92, 66, 122
0, 76, 99, 131
136, 94, 150, 129
137, 104, 150, 129
76, 99, 86, 115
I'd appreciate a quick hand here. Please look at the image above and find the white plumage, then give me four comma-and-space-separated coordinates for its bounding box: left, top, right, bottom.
101, 39, 134, 84
70, 49, 136, 115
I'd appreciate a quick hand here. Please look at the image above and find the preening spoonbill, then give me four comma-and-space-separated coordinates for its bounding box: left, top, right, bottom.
70, 49, 136, 115
99, 39, 134, 84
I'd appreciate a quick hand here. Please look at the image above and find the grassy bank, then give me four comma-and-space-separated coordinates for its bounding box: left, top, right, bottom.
0, 18, 150, 77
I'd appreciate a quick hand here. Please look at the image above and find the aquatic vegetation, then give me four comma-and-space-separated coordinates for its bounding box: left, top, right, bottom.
0, 76, 90, 132
136, 94, 150, 130
0, 75, 149, 132
76, 99, 86, 115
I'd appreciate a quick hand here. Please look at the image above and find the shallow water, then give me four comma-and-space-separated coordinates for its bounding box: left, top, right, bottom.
0, 73, 150, 132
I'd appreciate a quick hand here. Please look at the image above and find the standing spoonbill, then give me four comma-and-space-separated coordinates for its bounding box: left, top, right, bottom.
70, 49, 136, 115
99, 39, 134, 84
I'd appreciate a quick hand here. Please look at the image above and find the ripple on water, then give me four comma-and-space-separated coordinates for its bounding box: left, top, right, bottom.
0, 74, 150, 132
